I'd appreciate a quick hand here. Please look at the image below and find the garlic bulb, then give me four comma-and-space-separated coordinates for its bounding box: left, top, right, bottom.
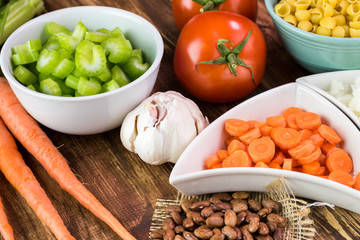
120, 91, 209, 165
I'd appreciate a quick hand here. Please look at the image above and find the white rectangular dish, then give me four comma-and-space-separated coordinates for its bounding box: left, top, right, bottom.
169, 83, 360, 214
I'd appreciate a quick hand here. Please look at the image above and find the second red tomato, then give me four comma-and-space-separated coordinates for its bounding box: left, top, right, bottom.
172, 0, 258, 30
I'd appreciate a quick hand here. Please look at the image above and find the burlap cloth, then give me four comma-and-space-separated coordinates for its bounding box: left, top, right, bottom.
149, 177, 319, 239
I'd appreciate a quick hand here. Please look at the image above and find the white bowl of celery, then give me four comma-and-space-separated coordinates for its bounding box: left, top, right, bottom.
0, 6, 164, 135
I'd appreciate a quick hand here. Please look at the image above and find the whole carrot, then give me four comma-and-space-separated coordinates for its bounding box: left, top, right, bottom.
0, 197, 14, 240
0, 118, 75, 240
0, 78, 136, 239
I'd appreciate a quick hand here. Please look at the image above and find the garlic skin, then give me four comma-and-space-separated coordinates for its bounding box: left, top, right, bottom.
120, 91, 209, 165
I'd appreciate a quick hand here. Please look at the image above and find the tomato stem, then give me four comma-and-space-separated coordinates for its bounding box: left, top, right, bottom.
193, 0, 227, 12
195, 30, 256, 86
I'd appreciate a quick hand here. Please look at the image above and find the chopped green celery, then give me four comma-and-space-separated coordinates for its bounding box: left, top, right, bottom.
96, 28, 111, 35
101, 37, 132, 64
65, 74, 79, 90
36, 48, 62, 75
12, 39, 42, 54
45, 22, 71, 36
97, 65, 112, 82
12, 50, 39, 65
85, 30, 110, 43
100, 79, 120, 93
111, 65, 130, 87
25, 62, 40, 75
39, 78, 62, 96
71, 66, 88, 78
75, 40, 107, 77
27, 84, 37, 91
13, 65, 37, 85
110, 27, 126, 38
53, 78, 75, 96
0, 0, 45, 44
123, 50, 150, 80
43, 36, 61, 50
77, 76, 101, 96
55, 22, 87, 52
52, 59, 75, 79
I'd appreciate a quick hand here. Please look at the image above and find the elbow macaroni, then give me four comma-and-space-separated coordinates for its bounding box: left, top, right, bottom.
274, 0, 360, 37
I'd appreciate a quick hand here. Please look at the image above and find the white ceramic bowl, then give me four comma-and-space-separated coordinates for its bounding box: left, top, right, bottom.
0, 6, 164, 135
169, 83, 360, 214
296, 70, 360, 130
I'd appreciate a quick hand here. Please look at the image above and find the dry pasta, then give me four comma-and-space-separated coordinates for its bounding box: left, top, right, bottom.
274, 0, 360, 37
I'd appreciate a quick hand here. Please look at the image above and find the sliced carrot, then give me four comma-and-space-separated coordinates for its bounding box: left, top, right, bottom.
295, 112, 321, 130
225, 136, 239, 146
225, 119, 249, 137
316, 166, 328, 176
282, 106, 304, 118
318, 175, 329, 179
318, 124, 342, 145
285, 113, 300, 130
268, 162, 282, 169
299, 129, 313, 142
297, 147, 322, 165
259, 124, 273, 136
271, 127, 301, 149
354, 172, 360, 190
266, 115, 286, 128
328, 170, 355, 188
326, 148, 353, 173
212, 163, 223, 169
288, 140, 316, 160
227, 139, 246, 155
248, 137, 275, 164
0, 197, 14, 240
282, 158, 293, 171
320, 142, 336, 155
301, 161, 321, 175
217, 149, 229, 162
308, 133, 325, 147
222, 150, 252, 168
247, 120, 265, 129
239, 127, 261, 145
318, 153, 326, 166
271, 151, 285, 165
205, 154, 221, 169
254, 162, 270, 168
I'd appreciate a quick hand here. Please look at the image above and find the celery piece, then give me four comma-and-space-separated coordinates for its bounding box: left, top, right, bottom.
39, 78, 62, 96
77, 76, 101, 96
65, 74, 79, 90
27, 84, 36, 91
97, 65, 112, 82
13, 65, 37, 85
36, 48, 62, 75
11, 50, 39, 65
110, 27, 126, 38
122, 51, 150, 80
53, 78, 75, 96
43, 35, 61, 51
55, 22, 87, 52
101, 37, 132, 64
75, 40, 107, 77
71, 66, 88, 78
52, 58, 75, 79
96, 28, 111, 35
111, 65, 130, 87
45, 22, 71, 36
12, 39, 42, 54
85, 30, 110, 43
100, 79, 120, 93
0, 0, 45, 45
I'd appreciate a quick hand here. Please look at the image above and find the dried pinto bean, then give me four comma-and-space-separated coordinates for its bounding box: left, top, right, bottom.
150, 229, 164, 239
212, 193, 233, 202
272, 227, 283, 240
206, 214, 224, 228
258, 222, 270, 236
183, 217, 195, 229
212, 202, 232, 212
258, 208, 272, 219
246, 213, 260, 224
183, 231, 199, 240
267, 214, 287, 228
166, 205, 182, 214
164, 229, 176, 240
240, 225, 254, 240
254, 235, 273, 240
248, 217, 260, 233
224, 209, 237, 227
236, 211, 247, 226
171, 211, 183, 225
222, 226, 238, 239
175, 235, 185, 240
190, 201, 211, 211
232, 191, 250, 199
194, 226, 213, 239
232, 201, 249, 213
266, 221, 277, 233
201, 207, 214, 218
248, 200, 262, 212
163, 217, 175, 230
181, 199, 193, 213
175, 226, 185, 234
262, 198, 280, 213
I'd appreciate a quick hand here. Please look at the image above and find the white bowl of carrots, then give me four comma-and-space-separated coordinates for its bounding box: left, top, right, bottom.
169, 82, 360, 214
0, 6, 163, 135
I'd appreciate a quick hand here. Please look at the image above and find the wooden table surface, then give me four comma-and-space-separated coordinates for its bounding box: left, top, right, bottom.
0, 0, 360, 239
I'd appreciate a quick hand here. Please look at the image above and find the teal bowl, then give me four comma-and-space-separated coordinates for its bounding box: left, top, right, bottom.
265, 0, 360, 73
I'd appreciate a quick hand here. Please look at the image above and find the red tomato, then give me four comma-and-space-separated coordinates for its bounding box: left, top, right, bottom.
173, 11, 267, 103
172, 0, 258, 30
